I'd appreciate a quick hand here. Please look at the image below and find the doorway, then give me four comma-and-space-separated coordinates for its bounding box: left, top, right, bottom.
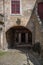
6, 26, 32, 49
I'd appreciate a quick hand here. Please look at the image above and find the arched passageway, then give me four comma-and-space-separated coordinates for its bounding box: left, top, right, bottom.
6, 26, 32, 49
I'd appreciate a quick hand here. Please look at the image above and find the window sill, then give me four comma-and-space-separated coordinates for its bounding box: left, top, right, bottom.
10, 14, 22, 16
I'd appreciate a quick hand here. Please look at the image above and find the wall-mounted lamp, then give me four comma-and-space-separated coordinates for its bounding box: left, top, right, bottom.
0, 14, 4, 17
0, 14, 4, 25
0, 27, 2, 31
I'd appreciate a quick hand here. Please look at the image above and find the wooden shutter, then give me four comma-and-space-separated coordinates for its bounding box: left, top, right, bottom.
38, 3, 43, 19
11, 0, 20, 14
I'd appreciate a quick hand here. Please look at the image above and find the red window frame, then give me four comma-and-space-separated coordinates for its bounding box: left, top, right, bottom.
11, 0, 20, 14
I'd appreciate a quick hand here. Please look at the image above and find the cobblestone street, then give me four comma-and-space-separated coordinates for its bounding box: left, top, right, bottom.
0, 48, 41, 65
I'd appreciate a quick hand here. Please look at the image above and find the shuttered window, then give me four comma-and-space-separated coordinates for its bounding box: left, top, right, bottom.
38, 2, 43, 19
11, 0, 20, 14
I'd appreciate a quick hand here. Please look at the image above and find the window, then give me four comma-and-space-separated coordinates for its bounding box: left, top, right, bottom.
38, 2, 43, 27
11, 0, 20, 14
38, 2, 43, 20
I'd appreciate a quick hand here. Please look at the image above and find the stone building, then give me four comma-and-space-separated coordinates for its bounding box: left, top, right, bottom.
0, 0, 43, 50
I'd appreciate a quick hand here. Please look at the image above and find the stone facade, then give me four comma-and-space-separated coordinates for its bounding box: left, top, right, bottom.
0, 0, 43, 50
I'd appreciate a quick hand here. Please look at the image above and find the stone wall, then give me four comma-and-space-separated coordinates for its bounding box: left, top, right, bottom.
41, 32, 43, 49
0, 0, 36, 32
35, 0, 43, 49
0, 0, 43, 50
0, 0, 3, 14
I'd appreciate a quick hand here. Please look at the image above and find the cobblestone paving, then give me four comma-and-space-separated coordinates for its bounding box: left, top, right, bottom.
0, 49, 41, 65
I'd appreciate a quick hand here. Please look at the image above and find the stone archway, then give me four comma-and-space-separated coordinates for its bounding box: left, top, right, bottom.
6, 26, 32, 49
